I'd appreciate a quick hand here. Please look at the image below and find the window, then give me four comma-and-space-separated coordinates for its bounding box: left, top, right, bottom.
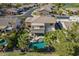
34, 27, 40, 29
40, 26, 44, 28
28, 25, 31, 28
50, 23, 53, 25
33, 26, 44, 29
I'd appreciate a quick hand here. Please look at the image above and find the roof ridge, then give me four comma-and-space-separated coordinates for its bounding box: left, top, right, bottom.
32, 16, 40, 22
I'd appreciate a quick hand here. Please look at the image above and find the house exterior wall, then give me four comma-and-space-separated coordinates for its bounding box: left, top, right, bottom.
56, 16, 79, 22
31, 23, 45, 34
70, 16, 79, 22
56, 16, 79, 30
45, 23, 55, 33
56, 19, 70, 22
31, 23, 55, 34
25, 22, 31, 28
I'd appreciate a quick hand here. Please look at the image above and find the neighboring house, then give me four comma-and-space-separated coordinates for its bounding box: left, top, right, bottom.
71, 10, 79, 15
56, 15, 79, 30
25, 16, 56, 35
42, 4, 52, 12
66, 8, 79, 14
70, 16, 79, 22
32, 4, 52, 16
35, 9, 50, 16
0, 16, 21, 31
32, 9, 50, 16
60, 21, 74, 30
5, 8, 17, 15
56, 15, 70, 22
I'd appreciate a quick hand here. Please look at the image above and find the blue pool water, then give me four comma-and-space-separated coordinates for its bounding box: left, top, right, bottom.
29, 41, 46, 49
0, 39, 8, 46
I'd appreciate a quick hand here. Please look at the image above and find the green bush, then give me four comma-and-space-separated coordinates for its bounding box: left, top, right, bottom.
44, 23, 79, 56
6, 32, 17, 49
53, 42, 75, 56
17, 29, 29, 49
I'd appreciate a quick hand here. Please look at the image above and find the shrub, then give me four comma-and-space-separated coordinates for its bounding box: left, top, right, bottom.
53, 42, 75, 56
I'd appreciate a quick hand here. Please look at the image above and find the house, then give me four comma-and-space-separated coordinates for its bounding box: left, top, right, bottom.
42, 4, 52, 12
5, 8, 17, 15
66, 8, 79, 15
32, 8, 50, 16
0, 16, 21, 31
56, 15, 70, 22
56, 15, 79, 30
56, 15, 79, 22
25, 16, 56, 35
34, 9, 50, 16
32, 4, 52, 16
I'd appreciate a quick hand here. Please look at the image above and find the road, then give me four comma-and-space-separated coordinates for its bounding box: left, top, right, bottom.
16, 4, 51, 18
17, 4, 50, 17
5, 4, 50, 19
17, 7, 37, 17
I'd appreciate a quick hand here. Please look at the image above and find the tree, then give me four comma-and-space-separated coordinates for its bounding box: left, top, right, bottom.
44, 23, 79, 55
50, 3, 66, 15
16, 16, 29, 50
54, 3, 65, 10
15, 4, 22, 8
66, 10, 73, 16
44, 29, 66, 46
17, 29, 29, 49
2, 31, 17, 50
50, 10, 57, 14
66, 23, 79, 42
57, 10, 63, 15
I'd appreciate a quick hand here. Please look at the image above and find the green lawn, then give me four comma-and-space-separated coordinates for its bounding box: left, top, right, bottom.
0, 52, 58, 56
64, 3, 79, 8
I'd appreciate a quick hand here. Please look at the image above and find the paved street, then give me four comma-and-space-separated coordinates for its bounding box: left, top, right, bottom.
17, 7, 37, 17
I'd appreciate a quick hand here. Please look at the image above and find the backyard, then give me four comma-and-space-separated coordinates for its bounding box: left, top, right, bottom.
0, 52, 58, 56
0, 3, 79, 56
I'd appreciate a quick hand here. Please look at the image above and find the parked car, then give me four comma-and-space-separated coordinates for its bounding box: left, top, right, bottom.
17, 7, 32, 15
0, 9, 5, 16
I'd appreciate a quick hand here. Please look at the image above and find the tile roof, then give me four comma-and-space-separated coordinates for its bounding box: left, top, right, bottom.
61, 21, 74, 29
0, 16, 20, 29
25, 16, 56, 23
